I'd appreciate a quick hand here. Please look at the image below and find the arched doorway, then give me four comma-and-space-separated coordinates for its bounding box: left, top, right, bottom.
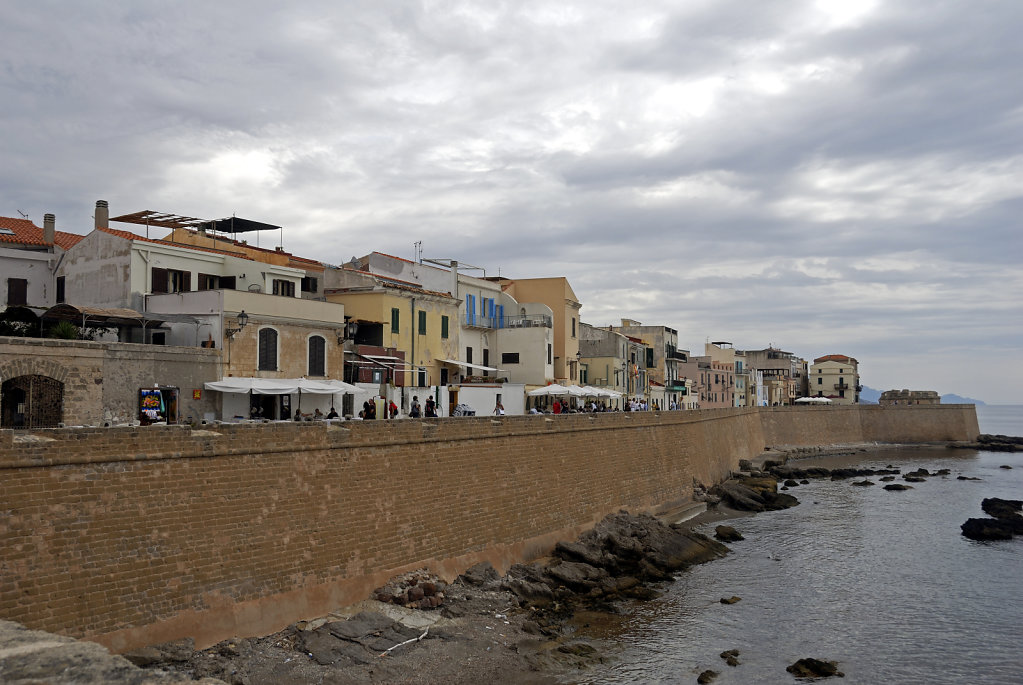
1, 375, 64, 428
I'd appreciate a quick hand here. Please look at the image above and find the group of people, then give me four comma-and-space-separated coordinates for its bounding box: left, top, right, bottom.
407, 395, 439, 418
292, 406, 340, 421
527, 397, 669, 414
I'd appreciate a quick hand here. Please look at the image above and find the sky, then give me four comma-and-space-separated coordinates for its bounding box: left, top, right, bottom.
2, 1, 1021, 403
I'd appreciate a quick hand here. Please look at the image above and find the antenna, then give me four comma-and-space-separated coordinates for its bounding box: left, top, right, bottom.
17, 210, 29, 219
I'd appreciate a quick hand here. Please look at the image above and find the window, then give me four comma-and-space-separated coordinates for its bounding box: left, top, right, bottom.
6, 278, 27, 305
441, 315, 449, 339
418, 310, 427, 335
391, 308, 400, 334
258, 328, 278, 371
301, 276, 318, 293
818, 377, 823, 385
547, 344, 552, 364
55, 276, 65, 304
273, 279, 295, 297
572, 317, 576, 338
418, 367, 427, 387
646, 348, 654, 368
466, 347, 473, 364
482, 349, 490, 376
502, 352, 520, 364
308, 336, 326, 376
151, 267, 190, 294
465, 294, 476, 325
151, 331, 166, 345
197, 273, 236, 290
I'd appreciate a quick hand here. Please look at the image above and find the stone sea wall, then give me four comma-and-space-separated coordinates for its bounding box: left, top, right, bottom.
0, 404, 977, 652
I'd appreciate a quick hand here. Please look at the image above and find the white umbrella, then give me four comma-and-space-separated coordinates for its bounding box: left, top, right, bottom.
527, 384, 570, 397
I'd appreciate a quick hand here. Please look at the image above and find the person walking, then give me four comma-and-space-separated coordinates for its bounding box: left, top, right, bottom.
493, 400, 505, 416
409, 396, 421, 418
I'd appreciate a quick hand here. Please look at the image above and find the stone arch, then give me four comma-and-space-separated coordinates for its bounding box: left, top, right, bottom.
1, 375, 64, 428
0, 358, 70, 428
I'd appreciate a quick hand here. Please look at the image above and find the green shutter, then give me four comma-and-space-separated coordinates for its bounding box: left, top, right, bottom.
391, 308, 400, 333
441, 315, 449, 339
418, 310, 427, 335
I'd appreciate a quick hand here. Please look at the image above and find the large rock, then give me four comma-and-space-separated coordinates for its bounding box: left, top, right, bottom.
961, 518, 1015, 541
786, 657, 844, 678
712, 479, 799, 512
714, 525, 744, 542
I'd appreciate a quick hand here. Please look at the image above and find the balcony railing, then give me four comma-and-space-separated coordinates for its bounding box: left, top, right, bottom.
835, 382, 850, 389
503, 314, 553, 328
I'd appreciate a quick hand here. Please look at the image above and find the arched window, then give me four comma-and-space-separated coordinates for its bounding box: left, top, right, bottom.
308, 335, 326, 376
258, 328, 278, 371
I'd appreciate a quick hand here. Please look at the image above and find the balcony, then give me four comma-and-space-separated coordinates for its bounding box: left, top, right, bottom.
835, 381, 850, 389
503, 314, 553, 328
667, 379, 687, 390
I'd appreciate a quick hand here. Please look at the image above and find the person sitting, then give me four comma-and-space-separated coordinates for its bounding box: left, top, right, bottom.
313, 408, 324, 420
326, 407, 339, 419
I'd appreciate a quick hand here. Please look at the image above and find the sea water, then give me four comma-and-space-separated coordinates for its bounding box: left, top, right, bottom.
576, 407, 1023, 684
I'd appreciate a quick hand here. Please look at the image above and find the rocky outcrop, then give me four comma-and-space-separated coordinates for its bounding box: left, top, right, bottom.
961, 498, 1023, 541
786, 657, 844, 678
949, 434, 1023, 452
500, 512, 729, 611
714, 525, 744, 542
711, 476, 799, 512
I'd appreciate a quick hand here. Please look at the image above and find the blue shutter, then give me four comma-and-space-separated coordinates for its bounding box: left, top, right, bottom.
497, 304, 504, 329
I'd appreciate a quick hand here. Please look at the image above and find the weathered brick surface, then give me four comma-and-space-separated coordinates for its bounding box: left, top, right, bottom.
0, 404, 976, 652
759, 403, 980, 446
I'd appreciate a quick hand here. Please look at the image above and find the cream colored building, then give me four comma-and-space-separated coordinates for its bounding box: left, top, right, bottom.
611, 320, 686, 408
810, 354, 860, 404
498, 277, 582, 385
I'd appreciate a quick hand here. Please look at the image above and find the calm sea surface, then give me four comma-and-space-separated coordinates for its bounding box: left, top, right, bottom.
573, 406, 1023, 684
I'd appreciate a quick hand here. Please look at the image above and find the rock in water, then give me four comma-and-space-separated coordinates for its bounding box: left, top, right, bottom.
884, 483, 912, 491
697, 669, 719, 683
719, 596, 741, 604
714, 525, 744, 542
786, 658, 844, 678
961, 518, 1015, 540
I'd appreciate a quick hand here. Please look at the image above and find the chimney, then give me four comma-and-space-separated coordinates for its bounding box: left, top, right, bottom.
43, 213, 55, 245
95, 200, 109, 229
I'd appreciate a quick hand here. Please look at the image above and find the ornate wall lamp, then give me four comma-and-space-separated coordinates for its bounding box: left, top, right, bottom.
225, 310, 249, 339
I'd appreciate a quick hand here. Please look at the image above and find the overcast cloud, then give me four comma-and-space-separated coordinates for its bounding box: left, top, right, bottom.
2, 1, 1021, 402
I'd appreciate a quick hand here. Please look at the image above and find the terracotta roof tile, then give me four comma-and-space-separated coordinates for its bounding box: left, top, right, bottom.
0, 215, 86, 249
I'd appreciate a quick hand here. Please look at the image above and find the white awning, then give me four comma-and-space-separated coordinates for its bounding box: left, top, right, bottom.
438, 358, 501, 372
204, 377, 359, 395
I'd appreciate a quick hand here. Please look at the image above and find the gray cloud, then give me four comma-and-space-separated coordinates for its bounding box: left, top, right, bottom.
2, 0, 1020, 402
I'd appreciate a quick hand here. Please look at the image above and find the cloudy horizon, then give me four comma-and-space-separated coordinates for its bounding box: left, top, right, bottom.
2, 1, 1020, 403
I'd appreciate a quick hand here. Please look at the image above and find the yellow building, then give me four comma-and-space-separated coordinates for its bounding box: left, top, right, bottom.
324, 268, 461, 388
498, 277, 582, 385
810, 354, 861, 404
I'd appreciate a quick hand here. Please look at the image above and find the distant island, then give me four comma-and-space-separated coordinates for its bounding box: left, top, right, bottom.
858, 386, 985, 406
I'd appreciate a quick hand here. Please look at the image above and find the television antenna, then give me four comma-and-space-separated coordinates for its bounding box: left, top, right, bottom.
17, 210, 29, 219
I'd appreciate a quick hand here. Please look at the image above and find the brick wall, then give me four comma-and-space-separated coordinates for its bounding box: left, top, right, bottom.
0, 404, 977, 652
759, 404, 980, 446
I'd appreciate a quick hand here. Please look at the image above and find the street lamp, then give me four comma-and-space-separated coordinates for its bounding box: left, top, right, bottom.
225, 310, 248, 339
